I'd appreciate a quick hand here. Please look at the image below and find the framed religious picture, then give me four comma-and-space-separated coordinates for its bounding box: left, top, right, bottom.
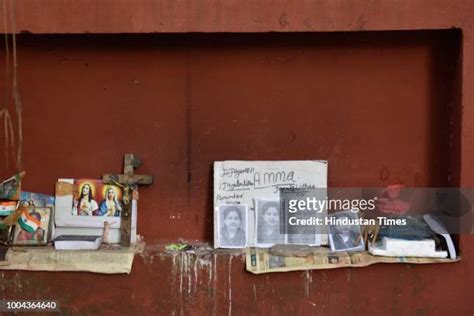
328, 210, 365, 253
13, 206, 53, 246
216, 204, 248, 249
55, 179, 131, 229
54, 179, 138, 244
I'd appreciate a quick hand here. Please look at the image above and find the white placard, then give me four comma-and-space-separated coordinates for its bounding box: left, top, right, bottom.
214, 160, 328, 248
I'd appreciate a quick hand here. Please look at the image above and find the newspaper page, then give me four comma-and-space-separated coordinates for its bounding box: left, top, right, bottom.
246, 247, 459, 274
0, 240, 144, 274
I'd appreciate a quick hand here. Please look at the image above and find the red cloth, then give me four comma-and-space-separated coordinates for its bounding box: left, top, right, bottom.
376, 184, 410, 215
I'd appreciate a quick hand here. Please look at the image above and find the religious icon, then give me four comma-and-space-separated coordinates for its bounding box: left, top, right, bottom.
55, 178, 134, 233
72, 180, 123, 217
102, 221, 117, 244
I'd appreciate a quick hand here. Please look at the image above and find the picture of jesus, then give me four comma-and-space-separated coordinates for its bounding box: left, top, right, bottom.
73, 183, 98, 216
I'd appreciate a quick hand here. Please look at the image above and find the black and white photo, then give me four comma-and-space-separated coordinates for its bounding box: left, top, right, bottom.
255, 199, 285, 247
217, 204, 248, 248
328, 211, 365, 252
213, 160, 328, 248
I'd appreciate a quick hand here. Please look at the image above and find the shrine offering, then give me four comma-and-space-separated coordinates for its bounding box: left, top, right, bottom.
214, 160, 328, 248
54, 179, 137, 245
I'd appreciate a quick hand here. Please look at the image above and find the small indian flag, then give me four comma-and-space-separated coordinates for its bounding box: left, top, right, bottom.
0, 201, 17, 216
18, 210, 41, 233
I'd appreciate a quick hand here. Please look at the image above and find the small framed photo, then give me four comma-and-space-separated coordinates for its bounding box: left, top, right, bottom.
0, 172, 23, 200
255, 199, 285, 247
217, 204, 248, 248
13, 206, 53, 246
72, 180, 123, 217
328, 211, 365, 252
21, 191, 55, 208
55, 179, 124, 229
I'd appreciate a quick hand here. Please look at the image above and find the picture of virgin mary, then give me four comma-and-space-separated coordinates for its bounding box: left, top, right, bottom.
95, 186, 122, 217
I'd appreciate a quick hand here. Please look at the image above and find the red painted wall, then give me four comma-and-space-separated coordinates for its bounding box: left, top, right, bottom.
3, 31, 461, 242
0, 1, 473, 315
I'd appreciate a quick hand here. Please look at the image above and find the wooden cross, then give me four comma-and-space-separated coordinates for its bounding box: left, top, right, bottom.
103, 154, 153, 247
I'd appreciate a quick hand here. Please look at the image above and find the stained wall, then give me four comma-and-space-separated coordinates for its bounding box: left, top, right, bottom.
0, 1, 472, 314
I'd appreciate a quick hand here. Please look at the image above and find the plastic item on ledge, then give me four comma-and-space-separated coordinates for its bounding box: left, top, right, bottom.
368, 237, 448, 258
165, 243, 192, 252
423, 214, 457, 259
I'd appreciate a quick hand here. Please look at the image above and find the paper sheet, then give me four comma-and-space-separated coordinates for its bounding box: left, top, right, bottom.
246, 247, 459, 274
214, 160, 328, 248
0, 240, 144, 274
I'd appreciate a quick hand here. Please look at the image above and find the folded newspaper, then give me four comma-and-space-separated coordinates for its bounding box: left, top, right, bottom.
0, 238, 145, 274
246, 246, 459, 274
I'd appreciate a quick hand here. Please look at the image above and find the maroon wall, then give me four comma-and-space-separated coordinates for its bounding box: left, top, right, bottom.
0, 1, 473, 315
0, 31, 460, 242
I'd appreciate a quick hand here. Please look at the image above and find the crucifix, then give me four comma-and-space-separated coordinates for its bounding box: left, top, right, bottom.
103, 154, 153, 247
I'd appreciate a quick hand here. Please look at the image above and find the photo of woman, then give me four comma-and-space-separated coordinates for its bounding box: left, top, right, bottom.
256, 200, 284, 247
218, 205, 247, 248
95, 186, 122, 217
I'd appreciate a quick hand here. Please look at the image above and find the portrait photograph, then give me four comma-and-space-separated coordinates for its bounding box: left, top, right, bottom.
13, 206, 53, 246
328, 211, 365, 253
255, 199, 285, 247
217, 204, 248, 248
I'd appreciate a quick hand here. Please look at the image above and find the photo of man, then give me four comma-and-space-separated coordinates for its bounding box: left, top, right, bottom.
328, 211, 365, 252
